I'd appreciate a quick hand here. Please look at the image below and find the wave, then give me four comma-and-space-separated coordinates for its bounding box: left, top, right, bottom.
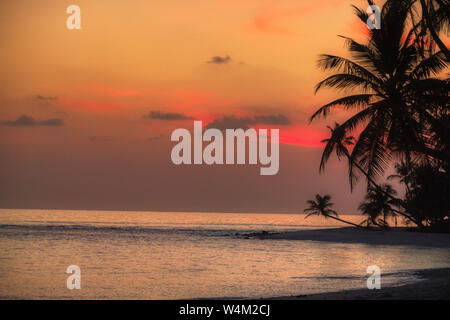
290, 270, 422, 282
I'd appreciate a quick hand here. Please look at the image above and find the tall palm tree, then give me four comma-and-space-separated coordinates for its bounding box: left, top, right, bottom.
321, 122, 386, 191
319, 123, 354, 179
311, 0, 449, 185
304, 194, 362, 228
320, 122, 419, 225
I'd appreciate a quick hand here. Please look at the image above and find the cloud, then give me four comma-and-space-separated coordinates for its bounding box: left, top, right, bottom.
206, 116, 253, 130
207, 55, 232, 64
54, 111, 68, 116
143, 110, 193, 121
206, 114, 291, 130
254, 114, 291, 125
40, 118, 64, 126
0, 115, 64, 126
35, 95, 58, 101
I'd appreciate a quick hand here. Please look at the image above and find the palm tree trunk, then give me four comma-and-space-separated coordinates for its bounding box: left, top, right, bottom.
391, 208, 424, 227
324, 214, 364, 229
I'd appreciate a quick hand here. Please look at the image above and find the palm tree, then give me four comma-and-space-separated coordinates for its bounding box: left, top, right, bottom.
358, 184, 400, 227
321, 122, 390, 191
319, 123, 356, 186
358, 201, 387, 228
320, 122, 420, 225
311, 0, 449, 186
388, 159, 417, 194
304, 194, 362, 228
415, 0, 450, 61
320, 123, 355, 171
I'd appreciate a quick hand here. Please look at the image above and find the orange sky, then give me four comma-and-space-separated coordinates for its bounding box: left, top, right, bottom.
0, 0, 381, 213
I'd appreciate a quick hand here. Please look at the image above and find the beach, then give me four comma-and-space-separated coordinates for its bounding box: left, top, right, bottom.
269, 267, 450, 300
254, 227, 450, 248
254, 227, 450, 299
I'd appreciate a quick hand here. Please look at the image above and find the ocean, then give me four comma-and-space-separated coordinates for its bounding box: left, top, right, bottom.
0, 209, 449, 299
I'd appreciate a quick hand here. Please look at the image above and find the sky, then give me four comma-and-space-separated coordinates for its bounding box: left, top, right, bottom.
0, 0, 379, 213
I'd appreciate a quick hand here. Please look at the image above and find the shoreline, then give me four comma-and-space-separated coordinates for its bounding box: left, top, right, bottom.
249, 226, 450, 248
268, 268, 450, 300
248, 227, 450, 299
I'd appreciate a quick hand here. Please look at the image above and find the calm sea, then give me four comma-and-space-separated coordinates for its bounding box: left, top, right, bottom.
0, 209, 449, 299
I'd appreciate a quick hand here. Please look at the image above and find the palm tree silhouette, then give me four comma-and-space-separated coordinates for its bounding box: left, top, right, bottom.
415, 0, 450, 61
388, 159, 417, 194
358, 201, 385, 228
311, 0, 449, 185
358, 184, 399, 227
304, 194, 362, 228
320, 123, 418, 224
320, 122, 382, 191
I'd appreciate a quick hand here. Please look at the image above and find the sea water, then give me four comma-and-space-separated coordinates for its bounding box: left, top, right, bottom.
0, 209, 449, 299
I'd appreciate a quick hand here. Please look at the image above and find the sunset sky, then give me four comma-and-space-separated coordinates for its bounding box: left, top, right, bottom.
0, 0, 378, 213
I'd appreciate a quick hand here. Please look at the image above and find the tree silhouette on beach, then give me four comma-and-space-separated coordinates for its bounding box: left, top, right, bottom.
306, 0, 448, 230
358, 184, 399, 227
311, 0, 448, 181
304, 194, 362, 228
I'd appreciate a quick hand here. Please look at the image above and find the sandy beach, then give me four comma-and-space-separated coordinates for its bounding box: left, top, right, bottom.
250, 227, 450, 299
254, 227, 450, 248
268, 267, 450, 300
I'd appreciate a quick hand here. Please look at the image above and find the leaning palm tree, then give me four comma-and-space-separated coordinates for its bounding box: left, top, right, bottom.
304, 194, 362, 228
311, 0, 449, 187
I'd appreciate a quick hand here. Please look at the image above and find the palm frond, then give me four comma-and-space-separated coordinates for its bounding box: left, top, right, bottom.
310, 94, 374, 121
315, 74, 376, 93
409, 50, 448, 79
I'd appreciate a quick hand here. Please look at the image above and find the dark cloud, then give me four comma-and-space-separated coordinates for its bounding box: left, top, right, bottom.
0, 115, 64, 127
254, 114, 291, 125
206, 114, 291, 130
35, 95, 58, 101
54, 111, 68, 116
143, 110, 193, 121
40, 118, 64, 126
207, 55, 232, 64
206, 116, 253, 130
